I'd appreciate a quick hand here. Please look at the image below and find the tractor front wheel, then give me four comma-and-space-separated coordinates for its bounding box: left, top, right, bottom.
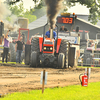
58, 53, 65, 69
30, 51, 38, 67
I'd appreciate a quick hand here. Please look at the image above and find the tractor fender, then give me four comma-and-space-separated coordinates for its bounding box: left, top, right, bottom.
39, 37, 43, 52
56, 38, 62, 53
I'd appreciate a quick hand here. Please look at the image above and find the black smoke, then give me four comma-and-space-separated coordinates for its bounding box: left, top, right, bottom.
45, 0, 63, 29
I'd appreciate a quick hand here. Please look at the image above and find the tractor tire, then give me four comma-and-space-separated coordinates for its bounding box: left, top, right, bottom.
25, 45, 31, 65
59, 39, 69, 68
31, 38, 39, 52
31, 38, 40, 66
58, 53, 65, 68
30, 51, 37, 67
9, 43, 16, 62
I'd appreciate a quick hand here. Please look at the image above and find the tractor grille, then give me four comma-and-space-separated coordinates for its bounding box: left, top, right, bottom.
44, 46, 53, 52
45, 41, 53, 44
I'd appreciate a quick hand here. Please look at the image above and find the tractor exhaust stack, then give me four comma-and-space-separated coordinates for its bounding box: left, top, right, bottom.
50, 29, 53, 39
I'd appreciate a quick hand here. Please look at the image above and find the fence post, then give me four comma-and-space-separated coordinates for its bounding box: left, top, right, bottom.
42, 70, 45, 94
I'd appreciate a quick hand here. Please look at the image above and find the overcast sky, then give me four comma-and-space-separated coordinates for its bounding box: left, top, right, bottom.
23, 0, 34, 9
67, 3, 89, 15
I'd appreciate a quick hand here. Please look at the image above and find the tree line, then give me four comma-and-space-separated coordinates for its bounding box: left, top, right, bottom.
6, 0, 100, 25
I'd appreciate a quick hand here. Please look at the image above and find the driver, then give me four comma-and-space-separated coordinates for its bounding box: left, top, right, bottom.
45, 27, 57, 39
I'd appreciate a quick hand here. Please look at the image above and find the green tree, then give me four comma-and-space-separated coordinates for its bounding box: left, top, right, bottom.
6, 0, 100, 25
9, 3, 24, 17
7, 2, 37, 23
23, 9, 37, 23
67, 0, 100, 25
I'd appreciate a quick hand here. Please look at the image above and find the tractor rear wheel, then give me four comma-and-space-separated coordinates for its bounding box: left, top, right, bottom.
31, 38, 40, 66
25, 45, 31, 65
59, 39, 69, 68
58, 53, 65, 68
30, 51, 37, 67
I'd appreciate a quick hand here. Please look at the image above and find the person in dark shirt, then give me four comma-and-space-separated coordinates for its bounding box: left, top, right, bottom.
59, 24, 68, 32
15, 36, 24, 63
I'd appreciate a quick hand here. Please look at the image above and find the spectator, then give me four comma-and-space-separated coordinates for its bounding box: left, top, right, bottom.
2, 30, 10, 63
59, 24, 68, 32
45, 27, 57, 39
15, 36, 24, 64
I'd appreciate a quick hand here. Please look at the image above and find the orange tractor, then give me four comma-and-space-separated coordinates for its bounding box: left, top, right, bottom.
24, 13, 80, 68
25, 24, 78, 68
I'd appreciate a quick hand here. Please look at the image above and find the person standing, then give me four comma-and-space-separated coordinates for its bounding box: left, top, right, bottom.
15, 36, 24, 64
2, 30, 10, 63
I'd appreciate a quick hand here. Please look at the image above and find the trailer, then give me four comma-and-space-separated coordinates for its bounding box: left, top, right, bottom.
79, 32, 100, 67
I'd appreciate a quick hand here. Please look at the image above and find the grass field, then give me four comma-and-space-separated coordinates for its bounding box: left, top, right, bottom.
0, 61, 99, 68
0, 61, 24, 64
78, 66, 100, 68
0, 82, 100, 100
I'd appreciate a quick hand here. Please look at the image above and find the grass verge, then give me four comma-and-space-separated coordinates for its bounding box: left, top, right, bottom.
0, 82, 100, 100
78, 66, 100, 68
0, 61, 25, 64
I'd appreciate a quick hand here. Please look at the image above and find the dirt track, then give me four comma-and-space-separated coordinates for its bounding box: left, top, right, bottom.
0, 63, 100, 95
